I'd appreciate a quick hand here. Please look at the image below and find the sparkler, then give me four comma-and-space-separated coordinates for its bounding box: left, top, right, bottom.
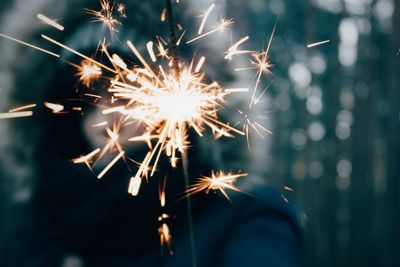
0, 0, 278, 261
0, 1, 270, 200
0, 0, 276, 210
162, 1, 196, 262
106, 44, 245, 181
75, 1, 241, 185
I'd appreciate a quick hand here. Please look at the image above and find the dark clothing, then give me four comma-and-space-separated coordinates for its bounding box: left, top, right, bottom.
1, 185, 300, 267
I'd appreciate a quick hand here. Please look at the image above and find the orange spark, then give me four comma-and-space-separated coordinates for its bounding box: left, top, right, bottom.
307, 39, 330, 48
44, 102, 64, 113
85, 0, 122, 34
284, 186, 295, 192
0, 111, 33, 120
0, 33, 59, 58
158, 223, 173, 255
37, 13, 64, 31
187, 18, 234, 44
77, 59, 102, 87
128, 176, 142, 196
198, 4, 215, 35
117, 3, 127, 18
186, 171, 247, 202
161, 8, 167, 22
72, 148, 101, 170
97, 151, 125, 179
236, 24, 276, 108
224, 36, 251, 60
9, 104, 37, 113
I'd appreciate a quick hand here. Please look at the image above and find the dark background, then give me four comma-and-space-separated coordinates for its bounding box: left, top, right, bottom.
1, 0, 400, 266
233, 0, 400, 266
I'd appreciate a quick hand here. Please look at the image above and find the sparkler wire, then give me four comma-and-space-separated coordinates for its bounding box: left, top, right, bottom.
164, 0, 197, 265
165, 0, 181, 80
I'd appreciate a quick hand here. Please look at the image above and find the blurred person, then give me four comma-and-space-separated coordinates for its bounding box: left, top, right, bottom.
0, 0, 300, 266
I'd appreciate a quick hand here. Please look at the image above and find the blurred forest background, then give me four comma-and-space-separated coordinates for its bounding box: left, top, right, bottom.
237, 0, 400, 266
0, 0, 399, 267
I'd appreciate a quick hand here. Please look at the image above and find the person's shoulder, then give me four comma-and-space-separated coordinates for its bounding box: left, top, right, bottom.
234, 182, 299, 222
186, 182, 301, 267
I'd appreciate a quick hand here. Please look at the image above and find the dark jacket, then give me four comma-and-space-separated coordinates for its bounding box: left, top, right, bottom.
1, 181, 300, 267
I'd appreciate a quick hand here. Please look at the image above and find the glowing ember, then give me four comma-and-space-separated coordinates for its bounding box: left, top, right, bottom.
307, 39, 330, 48
0, 111, 33, 120
85, 0, 122, 34
186, 171, 247, 202
76, 59, 102, 87
37, 13, 64, 31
